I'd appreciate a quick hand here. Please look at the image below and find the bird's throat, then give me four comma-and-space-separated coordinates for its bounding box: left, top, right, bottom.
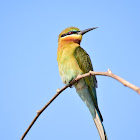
59, 34, 82, 45
63, 36, 81, 44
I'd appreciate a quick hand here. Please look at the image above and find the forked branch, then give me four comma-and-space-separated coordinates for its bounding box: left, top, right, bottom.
20, 70, 140, 140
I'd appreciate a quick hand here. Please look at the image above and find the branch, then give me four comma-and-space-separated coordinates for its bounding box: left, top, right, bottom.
20, 70, 140, 140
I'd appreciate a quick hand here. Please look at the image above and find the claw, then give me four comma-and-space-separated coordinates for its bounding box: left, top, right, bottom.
68, 78, 77, 88
68, 83, 73, 88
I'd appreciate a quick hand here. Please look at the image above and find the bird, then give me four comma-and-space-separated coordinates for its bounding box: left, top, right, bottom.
57, 27, 107, 140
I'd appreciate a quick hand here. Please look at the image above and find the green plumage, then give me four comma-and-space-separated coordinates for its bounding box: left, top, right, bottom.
57, 27, 107, 140
74, 46, 97, 97
74, 46, 103, 121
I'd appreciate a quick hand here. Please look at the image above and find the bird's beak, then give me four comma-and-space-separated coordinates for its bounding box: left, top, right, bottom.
77, 27, 98, 35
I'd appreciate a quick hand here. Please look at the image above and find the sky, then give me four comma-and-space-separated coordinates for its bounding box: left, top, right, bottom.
0, 0, 140, 140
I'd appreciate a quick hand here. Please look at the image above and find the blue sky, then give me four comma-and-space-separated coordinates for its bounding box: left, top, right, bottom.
0, 0, 140, 140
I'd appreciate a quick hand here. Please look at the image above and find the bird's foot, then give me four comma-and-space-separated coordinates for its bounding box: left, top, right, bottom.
68, 83, 73, 88
68, 77, 80, 88
68, 78, 77, 88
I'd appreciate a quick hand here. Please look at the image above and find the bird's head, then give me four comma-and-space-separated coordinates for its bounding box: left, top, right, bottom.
58, 27, 98, 44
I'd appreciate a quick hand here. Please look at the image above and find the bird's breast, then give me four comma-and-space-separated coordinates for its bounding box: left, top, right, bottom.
57, 45, 83, 84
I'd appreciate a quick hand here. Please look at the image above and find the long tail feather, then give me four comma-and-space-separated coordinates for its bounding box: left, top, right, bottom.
94, 109, 107, 140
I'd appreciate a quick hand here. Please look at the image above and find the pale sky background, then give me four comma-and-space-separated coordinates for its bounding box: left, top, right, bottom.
0, 0, 140, 140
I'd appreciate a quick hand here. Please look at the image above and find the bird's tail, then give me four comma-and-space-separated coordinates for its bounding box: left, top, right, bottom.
94, 109, 107, 140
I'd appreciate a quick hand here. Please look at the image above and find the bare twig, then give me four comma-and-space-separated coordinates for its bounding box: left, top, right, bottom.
20, 70, 140, 140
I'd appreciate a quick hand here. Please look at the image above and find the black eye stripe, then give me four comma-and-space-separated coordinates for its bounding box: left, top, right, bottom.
61, 31, 80, 37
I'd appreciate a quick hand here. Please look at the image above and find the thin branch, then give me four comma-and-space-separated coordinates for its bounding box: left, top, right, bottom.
20, 70, 140, 140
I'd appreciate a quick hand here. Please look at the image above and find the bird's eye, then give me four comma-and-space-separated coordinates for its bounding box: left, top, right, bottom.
68, 31, 73, 35
61, 31, 79, 38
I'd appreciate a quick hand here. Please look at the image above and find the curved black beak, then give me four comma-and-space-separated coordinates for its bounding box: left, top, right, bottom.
77, 27, 98, 35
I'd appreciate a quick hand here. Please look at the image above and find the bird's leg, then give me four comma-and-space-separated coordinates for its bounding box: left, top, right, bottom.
68, 79, 75, 88
68, 83, 73, 88
68, 78, 77, 88
68, 75, 81, 88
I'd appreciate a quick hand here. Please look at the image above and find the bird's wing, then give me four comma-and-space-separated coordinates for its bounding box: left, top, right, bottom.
74, 46, 98, 105
74, 46, 106, 139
